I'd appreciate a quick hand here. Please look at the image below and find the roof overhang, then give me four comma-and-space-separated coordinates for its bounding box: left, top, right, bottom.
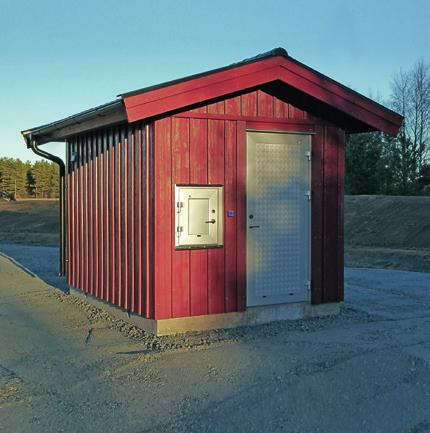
122, 52, 403, 136
22, 100, 127, 146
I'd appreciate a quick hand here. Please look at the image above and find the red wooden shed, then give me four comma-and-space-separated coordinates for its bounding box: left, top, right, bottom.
22, 48, 402, 334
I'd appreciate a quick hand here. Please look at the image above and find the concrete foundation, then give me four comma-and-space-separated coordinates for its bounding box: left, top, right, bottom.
69, 286, 340, 336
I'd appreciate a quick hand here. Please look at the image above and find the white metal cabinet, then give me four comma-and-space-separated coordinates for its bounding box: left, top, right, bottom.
175, 185, 224, 249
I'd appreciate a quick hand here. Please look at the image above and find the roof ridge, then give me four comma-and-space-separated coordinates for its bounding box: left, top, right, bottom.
118, 47, 289, 98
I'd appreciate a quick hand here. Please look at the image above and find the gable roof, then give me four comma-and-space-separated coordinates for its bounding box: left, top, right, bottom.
22, 48, 403, 145
122, 48, 402, 136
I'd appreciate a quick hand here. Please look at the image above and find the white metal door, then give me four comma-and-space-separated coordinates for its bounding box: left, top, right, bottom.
246, 131, 311, 306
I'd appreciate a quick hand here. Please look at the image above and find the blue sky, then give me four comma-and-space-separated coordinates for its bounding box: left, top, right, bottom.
1, 0, 429, 161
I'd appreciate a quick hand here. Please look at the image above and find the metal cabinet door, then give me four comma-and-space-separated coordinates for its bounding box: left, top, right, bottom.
246, 131, 311, 306
175, 185, 224, 248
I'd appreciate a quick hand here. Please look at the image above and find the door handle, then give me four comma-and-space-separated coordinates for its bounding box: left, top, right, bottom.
205, 219, 216, 224
249, 225, 260, 229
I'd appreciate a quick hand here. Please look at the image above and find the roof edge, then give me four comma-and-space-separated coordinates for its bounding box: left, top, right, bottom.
286, 55, 403, 122
22, 99, 126, 146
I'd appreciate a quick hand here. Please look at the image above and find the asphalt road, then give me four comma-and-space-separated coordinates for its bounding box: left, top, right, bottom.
1, 244, 430, 433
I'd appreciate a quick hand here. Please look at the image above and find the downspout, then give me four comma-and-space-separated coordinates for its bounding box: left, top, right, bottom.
29, 137, 66, 276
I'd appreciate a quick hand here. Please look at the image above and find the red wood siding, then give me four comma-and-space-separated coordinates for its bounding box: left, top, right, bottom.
67, 123, 149, 316
152, 89, 344, 319
153, 115, 244, 319
189, 118, 208, 316
236, 121, 247, 311
225, 120, 237, 312
311, 125, 345, 304
186, 89, 306, 121
67, 88, 345, 322
153, 117, 239, 319
310, 125, 324, 304
322, 126, 344, 302
337, 130, 345, 302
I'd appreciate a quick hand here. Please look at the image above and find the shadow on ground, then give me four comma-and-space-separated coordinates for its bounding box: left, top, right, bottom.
0, 243, 68, 292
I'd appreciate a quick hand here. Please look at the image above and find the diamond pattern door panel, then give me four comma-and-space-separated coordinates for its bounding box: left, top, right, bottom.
246, 132, 311, 306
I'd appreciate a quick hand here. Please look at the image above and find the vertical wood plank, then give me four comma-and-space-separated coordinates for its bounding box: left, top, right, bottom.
207, 100, 225, 114
83, 136, 89, 293
81, 138, 85, 293
208, 119, 225, 314
80, 137, 85, 292
225, 96, 241, 116
135, 125, 144, 315
129, 127, 136, 312
87, 136, 92, 295
273, 97, 288, 118
73, 140, 78, 288
240, 91, 257, 117
74, 139, 79, 289
171, 117, 190, 317
190, 253, 208, 315
87, 136, 91, 295
288, 103, 305, 120
257, 90, 274, 117
189, 118, 208, 316
103, 131, 109, 302
122, 129, 129, 310
236, 121, 247, 311
76, 139, 81, 290
311, 125, 324, 304
95, 132, 100, 299
188, 105, 207, 114
96, 131, 101, 299
75, 139, 80, 289
287, 104, 293, 119
90, 134, 95, 297
115, 129, 122, 307
95, 131, 104, 300
189, 118, 208, 184
145, 125, 152, 318
98, 133, 104, 299
125, 128, 131, 310
74, 139, 79, 288
154, 118, 172, 319
88, 134, 94, 296
337, 129, 345, 302
224, 120, 237, 312
94, 133, 99, 298
323, 126, 339, 302
110, 132, 116, 305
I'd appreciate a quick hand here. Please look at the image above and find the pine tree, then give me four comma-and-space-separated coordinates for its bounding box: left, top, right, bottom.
345, 132, 385, 194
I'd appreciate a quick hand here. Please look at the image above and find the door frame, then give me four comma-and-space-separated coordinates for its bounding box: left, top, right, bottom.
243, 125, 313, 307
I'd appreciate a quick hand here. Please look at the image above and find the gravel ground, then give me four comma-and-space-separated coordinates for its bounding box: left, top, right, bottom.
1, 244, 430, 433
345, 246, 430, 273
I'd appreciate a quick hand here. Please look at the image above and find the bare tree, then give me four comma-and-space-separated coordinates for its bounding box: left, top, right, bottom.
390, 60, 430, 193
413, 61, 430, 170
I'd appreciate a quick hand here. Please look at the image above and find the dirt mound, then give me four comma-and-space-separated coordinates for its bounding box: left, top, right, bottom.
1, 196, 429, 251
345, 195, 430, 250
0, 199, 59, 246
